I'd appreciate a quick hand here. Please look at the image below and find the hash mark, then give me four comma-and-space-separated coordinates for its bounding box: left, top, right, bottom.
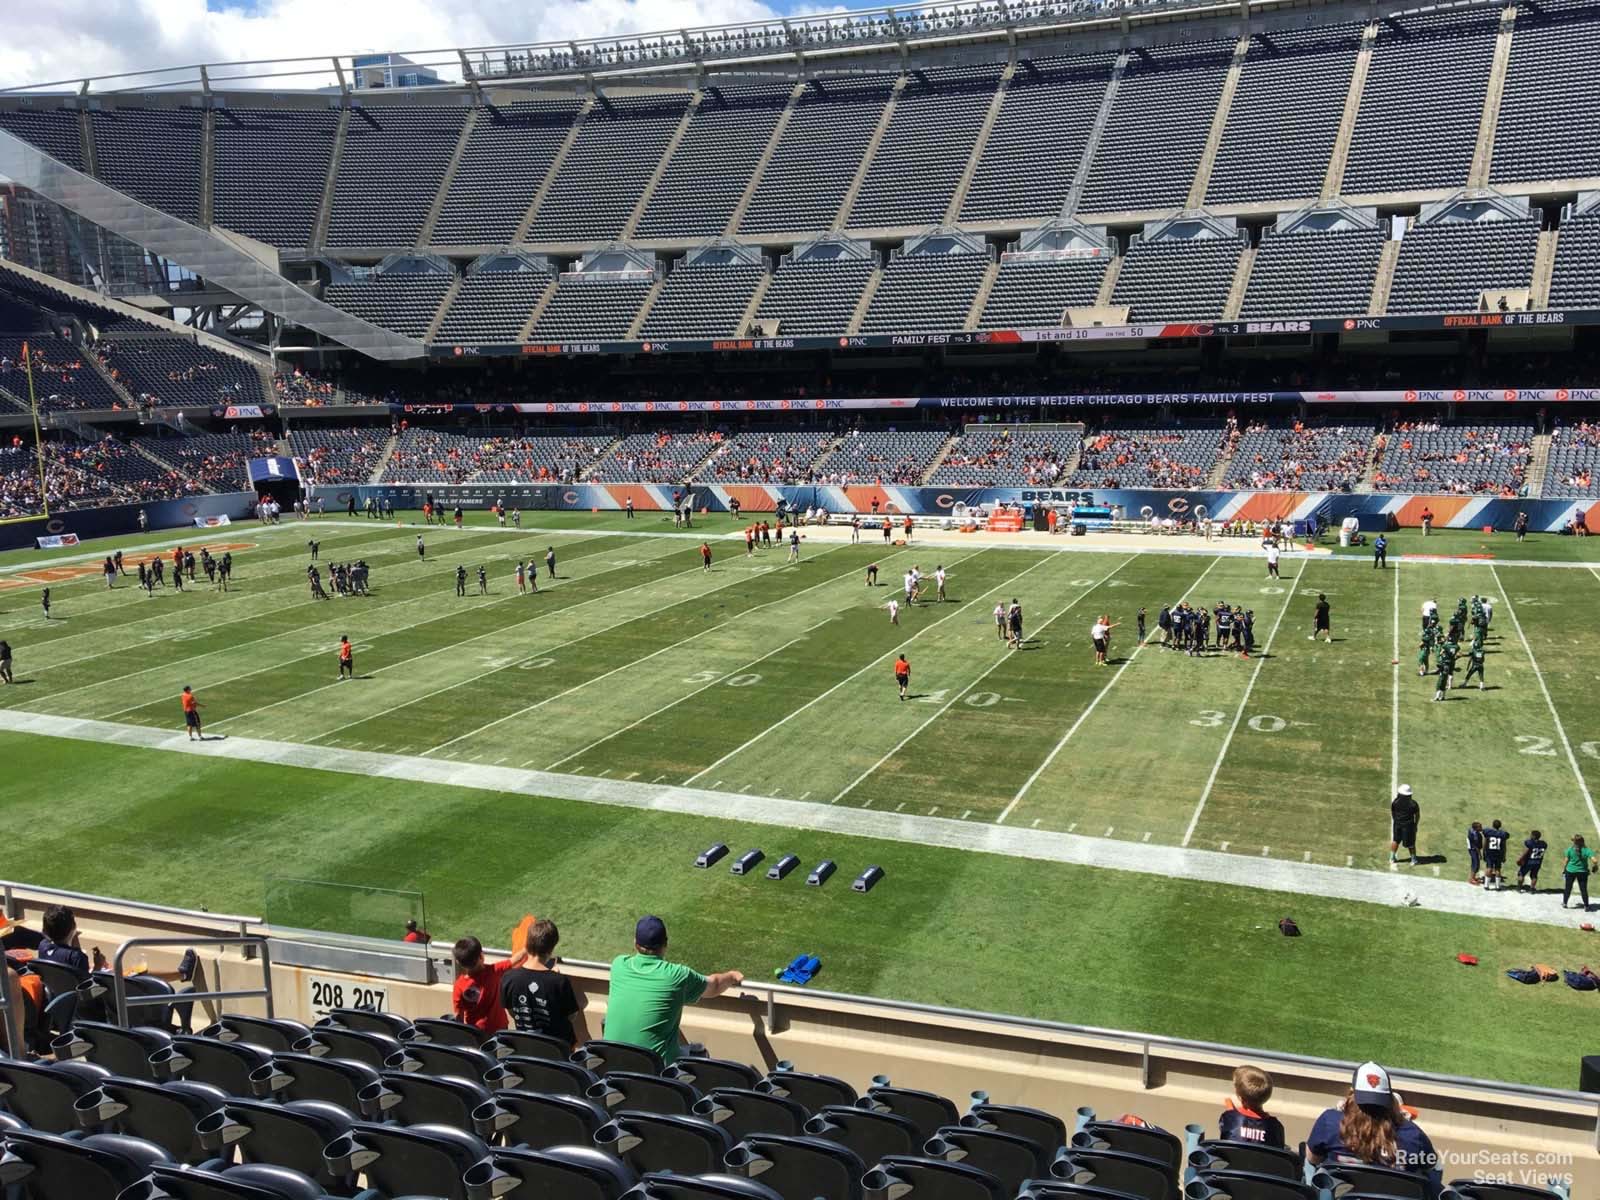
1031, 818, 1041, 828
595, 768, 611, 778
712, 779, 723, 788
626, 771, 639, 780
1431, 865, 1440, 877
798, 790, 811, 801
654, 774, 668, 783
1104, 826, 1114, 837
1220, 841, 1230, 852
1260, 846, 1270, 856
1068, 823, 1077, 833
1347, 855, 1354, 867
862, 797, 874, 808
896, 802, 906, 812
1142, 832, 1152, 843
1303, 851, 1311, 862
928, 806, 939, 816
961, 809, 972, 820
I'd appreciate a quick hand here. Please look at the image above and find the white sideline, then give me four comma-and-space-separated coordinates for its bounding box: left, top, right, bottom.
1000, 554, 1225, 824
1490, 564, 1600, 840
1390, 564, 1401, 797
835, 556, 1134, 806
1180, 560, 1305, 847
680, 547, 1045, 786
1, 706, 1588, 931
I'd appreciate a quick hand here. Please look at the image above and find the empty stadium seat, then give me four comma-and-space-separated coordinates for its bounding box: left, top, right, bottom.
248, 1052, 380, 1112
621, 1174, 786, 1200
195, 1097, 359, 1193
667, 1057, 763, 1093
638, 86, 791, 240
407, 1017, 487, 1049
963, 1095, 1067, 1155
52, 1022, 171, 1080
0, 1057, 111, 1133
1385, 216, 1538, 315
433, 101, 583, 246
199, 1017, 313, 1057
0, 1128, 173, 1200
803, 1105, 921, 1165
759, 1064, 858, 1111
1188, 1170, 1320, 1200
319, 1008, 412, 1040
117, 1161, 331, 1200
388, 1042, 495, 1084
693, 1088, 810, 1140
292, 1026, 402, 1071
1312, 1163, 1429, 1199
326, 106, 468, 249
463, 1144, 639, 1200
724, 1131, 866, 1200
322, 1120, 490, 1200
860, 1077, 961, 1143
154, 1037, 272, 1097
359, 1068, 492, 1128
594, 1111, 735, 1176
1190, 1140, 1301, 1180
1052, 1147, 1173, 1200
74, 1076, 229, 1163
862, 1153, 1009, 1200
925, 1124, 1054, 1193
485, 1029, 572, 1061
485, 1054, 599, 1097
589, 1071, 701, 1117
576, 1041, 667, 1078
471, 1087, 611, 1150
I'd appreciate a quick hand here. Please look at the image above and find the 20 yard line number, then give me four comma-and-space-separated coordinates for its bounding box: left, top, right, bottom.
683, 670, 764, 687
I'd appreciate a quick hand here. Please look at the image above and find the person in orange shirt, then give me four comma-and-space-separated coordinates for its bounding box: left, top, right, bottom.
894, 654, 911, 702
180, 685, 203, 740
700, 542, 712, 572
337, 635, 354, 681
903, 513, 914, 542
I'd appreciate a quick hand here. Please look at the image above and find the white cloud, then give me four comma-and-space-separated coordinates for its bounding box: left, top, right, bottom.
0, 0, 785, 92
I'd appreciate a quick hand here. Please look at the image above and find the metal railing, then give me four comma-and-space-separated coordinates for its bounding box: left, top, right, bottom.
0, 0, 1427, 97
0, 964, 23, 1057
111, 935, 273, 1027
1, 879, 260, 939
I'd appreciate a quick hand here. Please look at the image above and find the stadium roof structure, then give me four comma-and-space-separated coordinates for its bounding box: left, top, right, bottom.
0, 0, 1423, 97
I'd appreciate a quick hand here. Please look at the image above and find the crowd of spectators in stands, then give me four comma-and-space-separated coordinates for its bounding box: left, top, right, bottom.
142, 429, 277, 492
1074, 428, 1217, 489
0, 434, 191, 518
1549, 419, 1600, 492
0, 341, 118, 411
700, 431, 833, 484
1224, 420, 1374, 491
273, 369, 338, 406
387, 430, 604, 484
935, 428, 1075, 486
291, 426, 390, 485
1371, 422, 1532, 496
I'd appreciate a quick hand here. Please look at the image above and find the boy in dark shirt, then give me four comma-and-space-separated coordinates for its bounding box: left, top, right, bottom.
1466, 822, 1484, 885
1482, 819, 1511, 890
1517, 830, 1548, 893
1217, 1065, 1286, 1148
498, 919, 589, 1049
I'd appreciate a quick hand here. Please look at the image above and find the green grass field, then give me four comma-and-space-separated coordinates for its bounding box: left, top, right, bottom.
5, 512, 1600, 1088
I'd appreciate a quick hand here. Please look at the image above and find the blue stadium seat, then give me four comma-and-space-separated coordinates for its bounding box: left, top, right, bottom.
594, 1111, 735, 1176
1190, 1141, 1301, 1180
485, 1029, 571, 1061
386, 1041, 495, 1082
621, 1174, 786, 1200
462, 1144, 638, 1200
0, 1128, 172, 1200
248, 1051, 379, 1112
485, 1054, 599, 1097
862, 1153, 1009, 1200
0, 1057, 111, 1133
758, 1063, 858, 1110
322, 1120, 490, 1200
804, 1104, 921, 1165
293, 1026, 402, 1071
153, 1036, 272, 1097
53, 1022, 172, 1081
588, 1071, 701, 1117
575, 1040, 666, 1077
358, 1069, 492, 1128
195, 1097, 358, 1193
318, 1008, 413, 1040
692, 1087, 810, 1140
924, 1124, 1054, 1194
471, 1087, 610, 1150
405, 1017, 486, 1049
724, 1131, 866, 1200
963, 1095, 1067, 1156
118, 1161, 331, 1200
200, 1016, 312, 1055
75, 1076, 230, 1164
666, 1057, 762, 1093
859, 1077, 960, 1143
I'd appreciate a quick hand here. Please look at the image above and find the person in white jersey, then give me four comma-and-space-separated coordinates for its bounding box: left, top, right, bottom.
934, 565, 947, 602
1265, 541, 1281, 579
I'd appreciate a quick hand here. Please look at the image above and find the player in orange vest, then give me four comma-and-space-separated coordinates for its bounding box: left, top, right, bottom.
337, 635, 354, 681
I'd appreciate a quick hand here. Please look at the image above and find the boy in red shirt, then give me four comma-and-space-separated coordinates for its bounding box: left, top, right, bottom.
451, 935, 530, 1032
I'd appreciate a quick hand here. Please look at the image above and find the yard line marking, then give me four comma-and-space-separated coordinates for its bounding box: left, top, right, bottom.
1000, 554, 1224, 824
829, 556, 1130, 806
1143, 832, 1152, 843
797, 790, 811, 801
1031, 819, 1041, 829
241, 544, 847, 734
1180, 561, 1304, 847
18, 706, 1589, 929
1104, 826, 1114, 837
596, 768, 611, 777
1432, 865, 1440, 877
26, 530, 595, 697
1303, 850, 1312, 862
1261, 846, 1270, 856
896, 802, 906, 812
681, 547, 1013, 786
626, 771, 639, 780
927, 805, 937, 815
542, 555, 886, 770
1068, 823, 1077, 833
1220, 841, 1230, 852
1391, 562, 1400, 796
1347, 855, 1354, 867
961, 809, 971, 820
422, 545, 860, 757
1490, 564, 1600, 839
90, 538, 680, 723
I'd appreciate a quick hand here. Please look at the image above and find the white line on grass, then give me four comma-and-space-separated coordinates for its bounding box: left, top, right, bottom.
1391, 562, 1400, 796
681, 549, 1051, 787
830, 556, 1131, 806
322, 546, 868, 745
34, 531, 626, 704
1490, 564, 1600, 839
420, 544, 861, 756
999, 554, 1224, 824
7, 706, 1585, 930
1179, 562, 1305, 847
214, 544, 810, 728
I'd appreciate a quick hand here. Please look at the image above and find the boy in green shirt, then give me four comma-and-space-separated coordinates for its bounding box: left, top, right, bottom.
604, 916, 744, 1064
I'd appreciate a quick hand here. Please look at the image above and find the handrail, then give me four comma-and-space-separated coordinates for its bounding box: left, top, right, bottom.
1, 880, 260, 931
0, 0, 1511, 97
0, 963, 23, 1057
111, 935, 274, 1026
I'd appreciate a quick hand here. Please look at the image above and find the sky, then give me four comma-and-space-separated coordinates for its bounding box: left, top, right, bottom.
0, 0, 792, 92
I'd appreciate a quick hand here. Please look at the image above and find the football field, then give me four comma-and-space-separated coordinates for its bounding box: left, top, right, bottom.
5, 512, 1600, 1085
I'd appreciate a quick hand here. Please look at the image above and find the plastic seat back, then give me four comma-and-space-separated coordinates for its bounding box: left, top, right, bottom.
1314, 1164, 1430, 1199
805, 1104, 920, 1166
589, 1071, 700, 1116
484, 1029, 571, 1061
861, 1079, 960, 1143
472, 1087, 609, 1150
200, 1016, 311, 1054
964, 1098, 1067, 1156
621, 1174, 786, 1200
388, 1041, 495, 1082
196, 1097, 357, 1191
408, 1017, 487, 1048
463, 1145, 638, 1200
694, 1087, 809, 1141
249, 1051, 378, 1111
758, 1064, 857, 1111
293, 1026, 401, 1070
1192, 1142, 1301, 1181
862, 1153, 1009, 1200
1054, 1149, 1174, 1200
156, 1036, 271, 1096
485, 1054, 598, 1097
53, 1022, 171, 1080
0, 1129, 173, 1200
1190, 1170, 1320, 1200
725, 1132, 865, 1200
320, 1008, 413, 1039
575, 1040, 665, 1076
595, 1110, 734, 1176
322, 1120, 489, 1200
926, 1124, 1052, 1194
1077, 1124, 1184, 1176
0, 1058, 109, 1133
361, 1069, 491, 1128
666, 1056, 762, 1093
77, 1078, 228, 1163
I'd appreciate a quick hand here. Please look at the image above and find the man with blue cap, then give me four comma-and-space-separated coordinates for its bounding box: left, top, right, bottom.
604, 916, 744, 1064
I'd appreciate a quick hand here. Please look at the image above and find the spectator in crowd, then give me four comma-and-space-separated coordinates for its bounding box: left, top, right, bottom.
402, 919, 431, 944
35, 905, 94, 973
1217, 1064, 1286, 1148
604, 915, 743, 1064
1306, 1062, 1440, 1189
1562, 834, 1596, 910
451, 935, 531, 1033
499, 918, 590, 1049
